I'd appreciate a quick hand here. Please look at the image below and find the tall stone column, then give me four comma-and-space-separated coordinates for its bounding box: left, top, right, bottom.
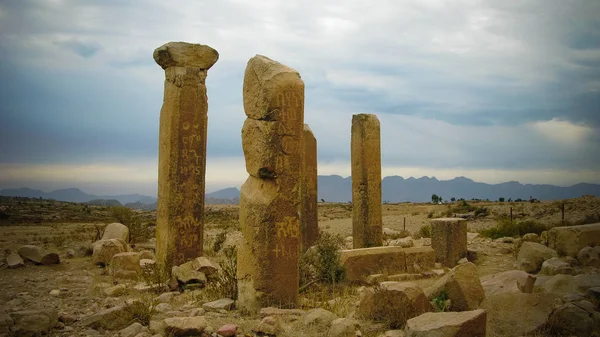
301, 124, 318, 252
351, 114, 383, 248
237, 55, 304, 311
153, 42, 218, 271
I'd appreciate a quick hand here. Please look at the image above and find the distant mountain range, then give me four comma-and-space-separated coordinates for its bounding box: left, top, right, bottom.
2, 175, 599, 207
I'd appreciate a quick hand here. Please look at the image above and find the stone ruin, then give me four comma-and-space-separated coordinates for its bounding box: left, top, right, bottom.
153, 42, 218, 270
149, 41, 467, 313
236, 55, 305, 311
351, 113, 383, 248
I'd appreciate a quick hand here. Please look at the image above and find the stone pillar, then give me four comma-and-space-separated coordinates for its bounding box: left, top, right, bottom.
430, 218, 468, 267
237, 55, 304, 311
301, 124, 318, 252
351, 114, 383, 248
153, 42, 218, 271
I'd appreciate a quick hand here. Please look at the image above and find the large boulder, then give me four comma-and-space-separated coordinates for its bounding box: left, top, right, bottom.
92, 239, 127, 266
302, 308, 338, 329
538, 274, 579, 294
405, 309, 487, 337
326, 318, 360, 337
547, 302, 597, 337
110, 252, 141, 279
480, 270, 535, 297
425, 262, 485, 311
339, 246, 406, 282
577, 246, 600, 267
17, 245, 60, 265
76, 305, 131, 330
548, 223, 600, 257
102, 222, 130, 242
358, 282, 433, 328
516, 242, 557, 273
481, 292, 556, 336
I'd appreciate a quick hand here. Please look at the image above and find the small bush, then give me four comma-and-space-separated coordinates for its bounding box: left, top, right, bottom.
109, 206, 148, 243
300, 232, 345, 289
139, 262, 170, 293
432, 290, 449, 312
414, 224, 431, 239
206, 245, 238, 300
212, 230, 227, 253
480, 218, 546, 239
427, 211, 434, 218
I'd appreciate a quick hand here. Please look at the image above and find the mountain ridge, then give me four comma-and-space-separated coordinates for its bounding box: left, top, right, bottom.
2, 175, 599, 205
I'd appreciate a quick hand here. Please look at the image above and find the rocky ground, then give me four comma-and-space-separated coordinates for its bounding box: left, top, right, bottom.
1, 196, 600, 336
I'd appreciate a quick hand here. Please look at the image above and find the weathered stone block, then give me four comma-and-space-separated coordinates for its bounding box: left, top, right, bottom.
430, 218, 467, 267
339, 246, 406, 282
154, 42, 218, 270
405, 246, 435, 273
351, 114, 383, 248
548, 223, 600, 257
101, 222, 129, 242
301, 124, 318, 252
405, 309, 487, 337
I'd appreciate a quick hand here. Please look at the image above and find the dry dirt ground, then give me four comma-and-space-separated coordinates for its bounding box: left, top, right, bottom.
1, 196, 599, 336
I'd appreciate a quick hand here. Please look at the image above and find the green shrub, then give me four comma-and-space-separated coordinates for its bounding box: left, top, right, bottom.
300, 232, 345, 289
109, 206, 148, 243
480, 218, 546, 239
206, 245, 238, 300
432, 290, 449, 312
212, 230, 227, 253
427, 211, 434, 218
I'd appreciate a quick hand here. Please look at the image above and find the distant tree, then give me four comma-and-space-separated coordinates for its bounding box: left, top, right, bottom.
499, 197, 505, 202
431, 194, 440, 204
320, 198, 325, 203
450, 197, 456, 202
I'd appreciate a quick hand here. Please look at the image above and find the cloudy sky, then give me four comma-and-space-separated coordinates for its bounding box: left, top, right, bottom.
1, 0, 599, 196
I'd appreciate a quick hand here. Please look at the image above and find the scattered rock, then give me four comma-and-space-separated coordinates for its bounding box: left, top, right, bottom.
577, 246, 600, 267
327, 318, 360, 337
575, 273, 600, 291
383, 228, 400, 236
516, 242, 557, 273
7, 252, 24, 268
404, 309, 487, 337
302, 308, 338, 328
358, 282, 432, 328
155, 291, 178, 303
172, 263, 207, 285
378, 330, 405, 337
110, 252, 142, 279
366, 274, 386, 285
65, 249, 75, 259
466, 232, 480, 241
102, 222, 130, 242
389, 237, 414, 248
164, 316, 208, 337
119, 322, 147, 337
59, 313, 77, 325
425, 262, 485, 311
49, 289, 61, 296
10, 309, 58, 337
191, 256, 219, 277
216, 323, 237, 337
18, 245, 60, 265
253, 316, 281, 335
155, 303, 172, 313
202, 298, 235, 312
466, 249, 478, 262
480, 270, 535, 297
539, 257, 573, 275
92, 239, 127, 266
522, 233, 540, 243
76, 305, 130, 330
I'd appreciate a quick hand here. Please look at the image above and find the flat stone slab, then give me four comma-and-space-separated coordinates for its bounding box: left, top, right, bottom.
339, 246, 406, 282
405, 309, 487, 337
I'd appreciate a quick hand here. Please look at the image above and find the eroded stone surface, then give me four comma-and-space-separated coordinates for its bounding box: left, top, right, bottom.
430, 218, 467, 267
301, 124, 318, 252
237, 55, 304, 312
351, 114, 383, 249
339, 246, 406, 282
405, 309, 487, 337
548, 223, 600, 257
154, 41, 218, 270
